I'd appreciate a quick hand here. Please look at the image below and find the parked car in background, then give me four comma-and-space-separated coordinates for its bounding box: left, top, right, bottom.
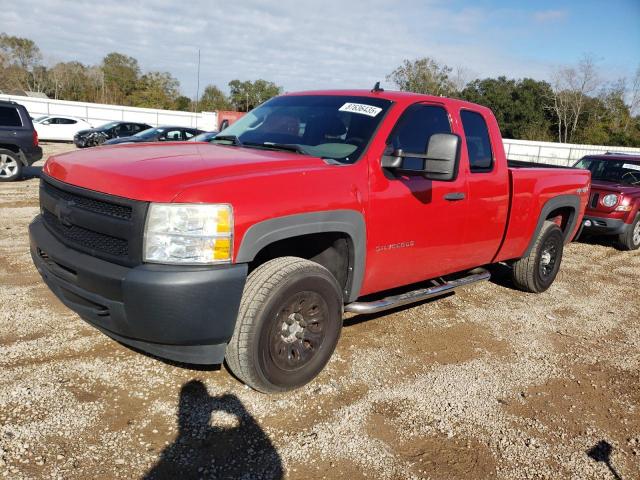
104, 126, 204, 145
188, 131, 218, 142
74, 121, 152, 148
0, 100, 42, 181
33, 115, 93, 142
31, 89, 590, 392
575, 153, 640, 250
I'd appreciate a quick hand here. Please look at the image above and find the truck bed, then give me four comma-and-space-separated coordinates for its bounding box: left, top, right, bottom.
494, 165, 591, 262
507, 159, 573, 169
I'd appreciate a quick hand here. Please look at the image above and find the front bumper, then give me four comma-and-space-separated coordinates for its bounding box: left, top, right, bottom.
29, 215, 247, 364
581, 215, 630, 236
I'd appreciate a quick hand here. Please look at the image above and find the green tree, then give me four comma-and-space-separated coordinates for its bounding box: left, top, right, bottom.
129, 71, 180, 109
228, 79, 281, 111
0, 33, 43, 91
461, 77, 554, 140
197, 84, 232, 111
174, 95, 191, 111
386, 57, 456, 96
101, 52, 140, 104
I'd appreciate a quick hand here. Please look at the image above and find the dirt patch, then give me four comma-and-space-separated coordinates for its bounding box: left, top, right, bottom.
0, 143, 639, 480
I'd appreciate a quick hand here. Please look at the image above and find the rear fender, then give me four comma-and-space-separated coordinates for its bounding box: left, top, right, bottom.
523, 194, 581, 257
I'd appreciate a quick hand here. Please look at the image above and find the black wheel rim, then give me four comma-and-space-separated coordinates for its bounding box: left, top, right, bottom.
268, 291, 328, 372
539, 238, 558, 278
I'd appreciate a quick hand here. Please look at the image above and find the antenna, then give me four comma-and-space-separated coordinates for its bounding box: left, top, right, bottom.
371, 81, 384, 93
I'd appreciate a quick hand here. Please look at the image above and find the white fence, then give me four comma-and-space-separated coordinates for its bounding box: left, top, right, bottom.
4, 94, 639, 160
503, 138, 640, 166
0, 94, 218, 131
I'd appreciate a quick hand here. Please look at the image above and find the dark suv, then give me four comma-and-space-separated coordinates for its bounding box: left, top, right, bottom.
0, 100, 43, 181
74, 121, 152, 148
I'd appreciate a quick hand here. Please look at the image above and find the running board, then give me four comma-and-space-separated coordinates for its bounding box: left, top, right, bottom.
344, 269, 490, 315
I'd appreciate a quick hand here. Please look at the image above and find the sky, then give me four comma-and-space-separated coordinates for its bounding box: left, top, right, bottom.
1, 0, 638, 98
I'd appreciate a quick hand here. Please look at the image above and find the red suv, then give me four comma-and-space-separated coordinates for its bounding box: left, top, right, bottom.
575, 154, 640, 250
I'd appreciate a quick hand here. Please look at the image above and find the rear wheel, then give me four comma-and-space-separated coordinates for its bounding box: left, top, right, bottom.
512, 221, 564, 293
618, 215, 640, 251
225, 257, 343, 393
0, 149, 23, 182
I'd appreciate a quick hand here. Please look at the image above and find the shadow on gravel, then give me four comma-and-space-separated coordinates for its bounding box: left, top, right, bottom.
587, 440, 623, 480
575, 234, 625, 251
144, 380, 283, 480
21, 166, 42, 180
485, 263, 516, 290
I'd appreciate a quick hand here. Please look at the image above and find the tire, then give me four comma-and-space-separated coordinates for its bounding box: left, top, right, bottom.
0, 149, 23, 182
512, 221, 564, 293
618, 214, 640, 251
225, 257, 343, 393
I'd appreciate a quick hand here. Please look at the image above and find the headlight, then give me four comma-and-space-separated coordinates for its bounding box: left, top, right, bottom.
601, 194, 619, 208
143, 203, 233, 264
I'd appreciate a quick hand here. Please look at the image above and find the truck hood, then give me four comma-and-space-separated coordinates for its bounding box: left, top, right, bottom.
44, 142, 330, 202
591, 180, 640, 196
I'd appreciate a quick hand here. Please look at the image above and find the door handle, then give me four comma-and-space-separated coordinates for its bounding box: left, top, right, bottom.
444, 192, 466, 201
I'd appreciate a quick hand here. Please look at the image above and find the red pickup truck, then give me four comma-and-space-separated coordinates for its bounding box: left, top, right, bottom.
574, 154, 640, 250
29, 89, 590, 393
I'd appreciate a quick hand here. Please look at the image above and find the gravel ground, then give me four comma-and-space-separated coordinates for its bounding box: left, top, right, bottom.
0, 142, 638, 479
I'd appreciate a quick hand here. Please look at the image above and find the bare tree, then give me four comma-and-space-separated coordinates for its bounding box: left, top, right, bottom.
549, 55, 601, 143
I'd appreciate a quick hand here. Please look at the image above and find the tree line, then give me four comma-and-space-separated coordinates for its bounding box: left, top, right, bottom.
388, 56, 640, 146
0, 33, 280, 114
2, 32, 639, 146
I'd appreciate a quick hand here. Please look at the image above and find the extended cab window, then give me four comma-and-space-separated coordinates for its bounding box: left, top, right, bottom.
387, 104, 451, 170
461, 110, 493, 172
0, 106, 22, 127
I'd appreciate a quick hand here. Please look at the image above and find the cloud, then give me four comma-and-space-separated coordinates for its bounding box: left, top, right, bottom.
533, 9, 568, 23
0, 0, 623, 98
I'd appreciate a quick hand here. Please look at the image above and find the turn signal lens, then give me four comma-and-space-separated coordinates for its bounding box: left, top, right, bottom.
615, 205, 632, 212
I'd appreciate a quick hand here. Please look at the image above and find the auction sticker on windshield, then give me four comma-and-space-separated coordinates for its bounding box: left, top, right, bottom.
339, 103, 382, 117
623, 163, 640, 172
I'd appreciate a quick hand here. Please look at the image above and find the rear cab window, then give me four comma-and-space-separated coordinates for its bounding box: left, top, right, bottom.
0, 106, 23, 127
460, 110, 493, 173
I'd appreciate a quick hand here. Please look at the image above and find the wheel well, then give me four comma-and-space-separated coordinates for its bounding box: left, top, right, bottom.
546, 207, 574, 236
248, 232, 353, 294
0, 144, 20, 154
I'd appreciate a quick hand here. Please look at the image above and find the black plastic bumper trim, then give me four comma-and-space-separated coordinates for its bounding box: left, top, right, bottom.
582, 216, 629, 236
30, 215, 247, 365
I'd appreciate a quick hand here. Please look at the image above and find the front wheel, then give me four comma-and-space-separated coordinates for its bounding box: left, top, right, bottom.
512, 220, 564, 293
225, 257, 343, 393
618, 215, 640, 251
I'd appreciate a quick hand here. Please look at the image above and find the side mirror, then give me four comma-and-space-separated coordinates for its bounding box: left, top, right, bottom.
42, 120, 51, 125
381, 133, 460, 181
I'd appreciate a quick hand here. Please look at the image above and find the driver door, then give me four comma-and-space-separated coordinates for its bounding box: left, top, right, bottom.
365, 103, 469, 293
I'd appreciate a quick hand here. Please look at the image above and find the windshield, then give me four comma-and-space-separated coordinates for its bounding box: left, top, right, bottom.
33, 116, 49, 123
134, 127, 164, 139
214, 95, 392, 163
191, 131, 218, 142
97, 121, 120, 130
574, 157, 640, 186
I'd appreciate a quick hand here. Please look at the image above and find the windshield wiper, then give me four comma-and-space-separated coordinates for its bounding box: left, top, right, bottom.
243, 142, 309, 155
212, 135, 243, 146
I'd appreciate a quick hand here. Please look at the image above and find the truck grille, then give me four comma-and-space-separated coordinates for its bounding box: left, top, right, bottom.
590, 193, 600, 208
42, 181, 132, 220
43, 210, 129, 257
39, 176, 148, 266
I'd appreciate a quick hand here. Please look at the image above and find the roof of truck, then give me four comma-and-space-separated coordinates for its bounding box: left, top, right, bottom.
284, 89, 492, 113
